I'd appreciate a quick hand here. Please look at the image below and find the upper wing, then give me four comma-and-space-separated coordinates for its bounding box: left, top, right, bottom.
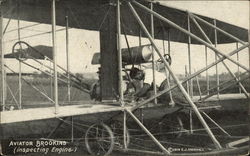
1, 0, 248, 44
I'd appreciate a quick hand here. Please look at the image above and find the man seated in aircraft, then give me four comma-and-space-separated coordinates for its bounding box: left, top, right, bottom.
127, 67, 145, 97
129, 61, 171, 104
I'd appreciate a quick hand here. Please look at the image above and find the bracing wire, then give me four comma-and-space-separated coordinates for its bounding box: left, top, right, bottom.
98, 6, 111, 31
6, 82, 19, 107
3, 17, 13, 35
5, 28, 66, 43
6, 23, 42, 33
4, 64, 55, 103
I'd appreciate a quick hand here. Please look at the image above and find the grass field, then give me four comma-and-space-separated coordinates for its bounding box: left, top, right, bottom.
4, 75, 92, 109
2, 73, 249, 109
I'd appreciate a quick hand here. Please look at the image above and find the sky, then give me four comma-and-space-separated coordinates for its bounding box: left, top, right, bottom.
2, 0, 249, 76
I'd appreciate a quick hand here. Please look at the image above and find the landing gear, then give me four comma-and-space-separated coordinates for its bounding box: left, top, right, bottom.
85, 123, 114, 156
110, 120, 130, 149
84, 122, 130, 155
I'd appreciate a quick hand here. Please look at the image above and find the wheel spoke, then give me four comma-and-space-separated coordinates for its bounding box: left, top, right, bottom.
85, 123, 114, 156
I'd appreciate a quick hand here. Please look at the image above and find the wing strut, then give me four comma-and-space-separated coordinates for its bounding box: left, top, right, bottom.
0, 9, 6, 111
188, 12, 249, 98
128, 1, 223, 149
51, 0, 59, 113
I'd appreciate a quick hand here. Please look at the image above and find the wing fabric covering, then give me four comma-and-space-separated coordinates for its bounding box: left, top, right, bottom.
1, 0, 248, 44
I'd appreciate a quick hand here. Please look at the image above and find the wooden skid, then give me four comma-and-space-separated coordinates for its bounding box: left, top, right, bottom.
226, 137, 250, 148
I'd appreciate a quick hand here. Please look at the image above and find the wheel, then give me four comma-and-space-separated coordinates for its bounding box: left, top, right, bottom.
85, 123, 114, 156
110, 120, 130, 149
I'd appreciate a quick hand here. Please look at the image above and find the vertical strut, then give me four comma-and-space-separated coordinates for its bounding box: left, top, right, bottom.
150, 2, 157, 104
189, 110, 193, 134
50, 61, 53, 100
139, 28, 141, 47
117, 0, 123, 102
0, 9, 5, 111
187, 13, 193, 97
214, 19, 219, 98
167, 29, 174, 104
123, 110, 127, 149
18, 59, 21, 109
65, 15, 70, 102
162, 28, 165, 55
17, 1, 22, 109
249, 21, 250, 82
71, 116, 74, 142
117, 0, 127, 150
51, 0, 59, 113
128, 2, 222, 149
167, 29, 170, 54
185, 65, 189, 94
205, 46, 209, 95
236, 42, 241, 93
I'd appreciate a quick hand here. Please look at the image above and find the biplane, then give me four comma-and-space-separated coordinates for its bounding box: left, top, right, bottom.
0, 0, 249, 155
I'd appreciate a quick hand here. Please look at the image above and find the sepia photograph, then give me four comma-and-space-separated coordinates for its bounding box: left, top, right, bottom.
0, 0, 249, 155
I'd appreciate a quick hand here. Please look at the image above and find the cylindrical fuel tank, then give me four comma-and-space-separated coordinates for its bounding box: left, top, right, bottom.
121, 44, 152, 64
91, 45, 152, 65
